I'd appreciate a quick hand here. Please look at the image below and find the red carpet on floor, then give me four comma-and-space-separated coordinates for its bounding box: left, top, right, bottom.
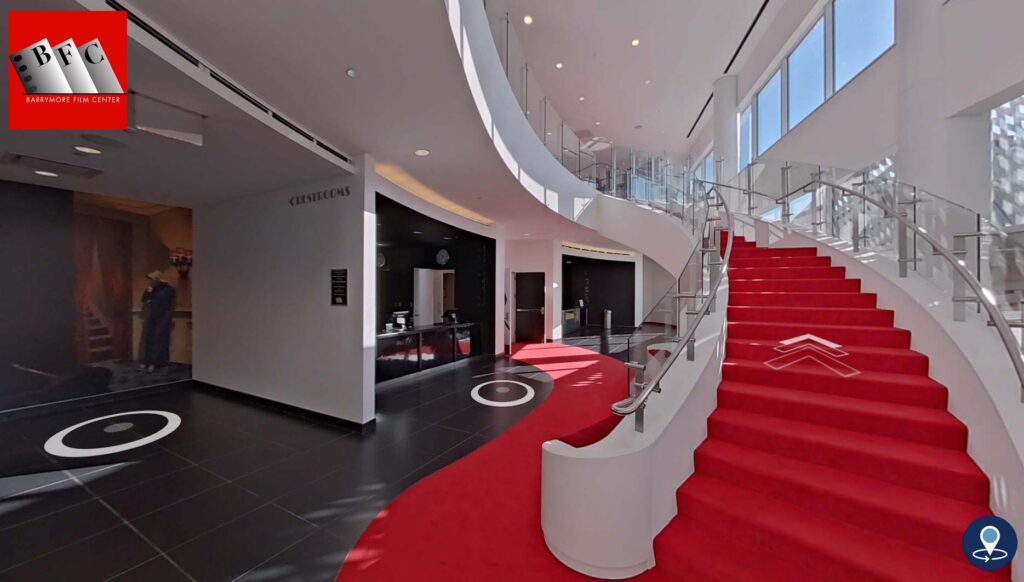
336, 342, 629, 581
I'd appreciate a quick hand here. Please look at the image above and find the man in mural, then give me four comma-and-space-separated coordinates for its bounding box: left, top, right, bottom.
139, 270, 176, 373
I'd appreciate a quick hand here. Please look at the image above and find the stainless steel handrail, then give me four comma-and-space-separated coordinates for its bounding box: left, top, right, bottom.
705, 172, 1024, 396
612, 185, 734, 417
765, 178, 1024, 396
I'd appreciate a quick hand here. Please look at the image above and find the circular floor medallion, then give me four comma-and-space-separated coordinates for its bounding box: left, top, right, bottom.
44, 411, 181, 458
471, 380, 535, 408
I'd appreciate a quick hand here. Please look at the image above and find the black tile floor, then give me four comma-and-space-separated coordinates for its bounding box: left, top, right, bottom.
0, 355, 552, 581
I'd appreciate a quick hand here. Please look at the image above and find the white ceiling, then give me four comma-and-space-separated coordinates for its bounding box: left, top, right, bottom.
107, 0, 628, 246
504, 0, 766, 157
0, 0, 345, 207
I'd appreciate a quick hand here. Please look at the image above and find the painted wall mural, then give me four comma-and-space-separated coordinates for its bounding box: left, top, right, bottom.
0, 180, 192, 411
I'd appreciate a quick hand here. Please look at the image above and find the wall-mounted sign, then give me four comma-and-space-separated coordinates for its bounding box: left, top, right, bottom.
289, 185, 350, 207
330, 269, 348, 306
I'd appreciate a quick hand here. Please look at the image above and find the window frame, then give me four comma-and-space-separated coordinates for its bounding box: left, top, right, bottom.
735, 0, 894, 170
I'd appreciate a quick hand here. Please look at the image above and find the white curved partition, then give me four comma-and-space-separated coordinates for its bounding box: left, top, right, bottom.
443, 0, 694, 275
540, 294, 729, 579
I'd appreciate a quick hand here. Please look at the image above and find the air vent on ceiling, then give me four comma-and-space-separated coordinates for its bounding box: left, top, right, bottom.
102, 0, 353, 168
106, 0, 199, 67
1, 153, 104, 179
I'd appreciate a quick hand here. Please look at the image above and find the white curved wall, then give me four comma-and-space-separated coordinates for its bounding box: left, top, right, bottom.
443, 0, 694, 277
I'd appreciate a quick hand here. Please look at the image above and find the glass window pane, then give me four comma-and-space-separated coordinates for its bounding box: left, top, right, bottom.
835, 0, 895, 90
757, 69, 782, 155
739, 106, 752, 170
704, 152, 715, 185
788, 18, 825, 129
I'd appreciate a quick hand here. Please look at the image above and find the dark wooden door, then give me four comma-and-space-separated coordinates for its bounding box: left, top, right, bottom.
514, 272, 545, 343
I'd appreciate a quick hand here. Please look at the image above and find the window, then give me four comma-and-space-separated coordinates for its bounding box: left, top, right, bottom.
834, 0, 894, 90
788, 18, 825, 129
704, 151, 715, 186
757, 70, 782, 155
739, 106, 752, 170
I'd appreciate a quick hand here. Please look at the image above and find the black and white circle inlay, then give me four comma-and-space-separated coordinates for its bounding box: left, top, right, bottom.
471, 380, 535, 408
44, 411, 181, 458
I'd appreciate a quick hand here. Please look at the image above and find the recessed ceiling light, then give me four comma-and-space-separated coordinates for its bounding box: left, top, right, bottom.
34, 170, 58, 177
413, 230, 423, 235
595, 121, 601, 125
555, 63, 563, 69
73, 145, 102, 155
578, 96, 585, 101
634, 124, 644, 129
645, 79, 651, 85
523, 233, 530, 236
414, 149, 430, 157
443, 236, 453, 240
345, 68, 356, 78
631, 39, 640, 47
523, 15, 533, 24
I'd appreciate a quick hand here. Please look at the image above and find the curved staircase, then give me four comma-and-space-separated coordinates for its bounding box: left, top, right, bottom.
652, 234, 1006, 580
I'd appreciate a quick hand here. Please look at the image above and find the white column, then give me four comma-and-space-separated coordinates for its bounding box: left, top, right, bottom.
713, 75, 740, 185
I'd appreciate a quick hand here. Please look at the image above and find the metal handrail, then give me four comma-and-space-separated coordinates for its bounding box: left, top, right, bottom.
612, 185, 734, 417
814, 179, 1024, 395
706, 173, 1024, 396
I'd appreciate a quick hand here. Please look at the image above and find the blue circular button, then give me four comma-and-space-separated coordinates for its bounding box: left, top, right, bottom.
963, 515, 1017, 571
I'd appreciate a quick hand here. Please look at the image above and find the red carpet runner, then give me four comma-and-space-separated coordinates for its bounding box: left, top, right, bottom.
652, 234, 1005, 580
336, 343, 626, 581
339, 236, 1005, 581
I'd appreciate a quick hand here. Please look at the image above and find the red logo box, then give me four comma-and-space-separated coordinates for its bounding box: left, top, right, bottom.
8, 10, 127, 130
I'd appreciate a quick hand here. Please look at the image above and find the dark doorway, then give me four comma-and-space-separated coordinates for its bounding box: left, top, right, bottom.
515, 272, 545, 343
562, 256, 635, 328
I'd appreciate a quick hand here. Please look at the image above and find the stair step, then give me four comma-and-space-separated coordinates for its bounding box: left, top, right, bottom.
727, 321, 911, 348
725, 338, 929, 375
653, 518, 806, 581
728, 306, 894, 327
729, 278, 861, 293
729, 255, 832, 269
717, 381, 964, 447
729, 291, 877, 308
694, 440, 991, 559
676, 476, 1002, 581
722, 359, 947, 408
729, 265, 847, 279
730, 247, 819, 258
707, 409, 988, 504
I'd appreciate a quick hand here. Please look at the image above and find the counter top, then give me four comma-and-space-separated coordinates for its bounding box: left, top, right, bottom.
376, 322, 476, 340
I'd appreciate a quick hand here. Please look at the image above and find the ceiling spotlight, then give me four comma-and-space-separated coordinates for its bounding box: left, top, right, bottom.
631, 39, 640, 47
645, 79, 651, 85
345, 68, 356, 78
414, 149, 430, 157
555, 62, 563, 69
523, 15, 533, 24
34, 170, 58, 177
578, 96, 585, 101
595, 121, 601, 125
413, 230, 423, 235
73, 145, 102, 155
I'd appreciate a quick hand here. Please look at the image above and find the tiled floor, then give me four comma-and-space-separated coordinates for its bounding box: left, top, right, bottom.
0, 355, 552, 581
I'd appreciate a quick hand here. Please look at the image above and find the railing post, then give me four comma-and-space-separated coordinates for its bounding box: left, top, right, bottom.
745, 165, 753, 215
623, 361, 646, 433
781, 164, 792, 223
852, 204, 860, 252
896, 186, 911, 278
953, 234, 968, 322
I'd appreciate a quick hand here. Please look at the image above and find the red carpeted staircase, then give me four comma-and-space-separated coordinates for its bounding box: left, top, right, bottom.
652, 234, 1006, 580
